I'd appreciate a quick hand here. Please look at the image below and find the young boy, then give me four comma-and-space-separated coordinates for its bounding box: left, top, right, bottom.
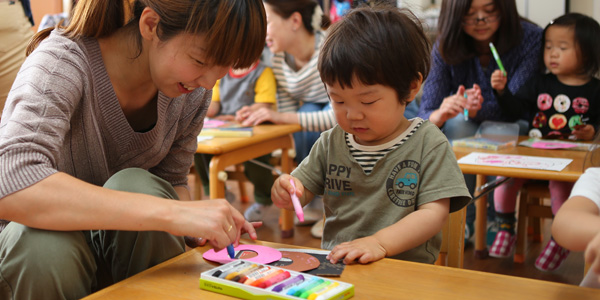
271, 4, 471, 265
195, 60, 277, 220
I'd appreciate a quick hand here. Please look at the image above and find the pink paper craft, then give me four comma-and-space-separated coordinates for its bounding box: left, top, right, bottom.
203, 119, 227, 129
531, 141, 579, 149
202, 244, 282, 264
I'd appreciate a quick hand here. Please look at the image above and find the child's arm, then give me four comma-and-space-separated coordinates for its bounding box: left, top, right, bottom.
206, 101, 220, 118
271, 175, 314, 211
553, 195, 600, 278
327, 198, 450, 265
553, 195, 600, 252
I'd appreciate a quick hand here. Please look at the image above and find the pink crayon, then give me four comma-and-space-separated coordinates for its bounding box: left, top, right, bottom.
289, 178, 304, 222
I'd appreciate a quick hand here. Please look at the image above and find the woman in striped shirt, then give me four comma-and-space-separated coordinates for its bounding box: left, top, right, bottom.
238, 0, 336, 163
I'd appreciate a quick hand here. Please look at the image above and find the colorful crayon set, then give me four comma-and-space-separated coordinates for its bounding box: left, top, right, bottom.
200, 260, 354, 300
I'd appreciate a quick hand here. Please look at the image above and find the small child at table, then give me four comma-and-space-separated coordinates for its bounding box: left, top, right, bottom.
489, 13, 600, 271
195, 60, 277, 221
271, 4, 471, 265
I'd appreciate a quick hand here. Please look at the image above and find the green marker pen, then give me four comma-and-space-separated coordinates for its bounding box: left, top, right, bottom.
489, 42, 506, 76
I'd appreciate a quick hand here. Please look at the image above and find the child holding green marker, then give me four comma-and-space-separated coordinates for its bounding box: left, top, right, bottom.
490, 13, 600, 271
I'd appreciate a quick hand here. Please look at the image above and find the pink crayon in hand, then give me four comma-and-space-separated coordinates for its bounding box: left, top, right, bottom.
289, 179, 304, 222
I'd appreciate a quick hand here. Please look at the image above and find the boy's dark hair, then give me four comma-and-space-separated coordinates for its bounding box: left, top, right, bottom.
318, 4, 430, 104
437, 0, 527, 65
543, 13, 600, 77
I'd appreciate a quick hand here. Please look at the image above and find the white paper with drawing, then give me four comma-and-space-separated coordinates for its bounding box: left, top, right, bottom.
457, 152, 572, 171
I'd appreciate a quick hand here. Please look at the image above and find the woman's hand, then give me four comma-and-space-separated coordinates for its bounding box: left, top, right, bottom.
465, 84, 484, 118
430, 85, 468, 126
171, 199, 258, 251
491, 69, 507, 94
184, 221, 262, 248
239, 107, 284, 126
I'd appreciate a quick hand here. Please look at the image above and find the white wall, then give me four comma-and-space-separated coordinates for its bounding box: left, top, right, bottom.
516, 0, 564, 27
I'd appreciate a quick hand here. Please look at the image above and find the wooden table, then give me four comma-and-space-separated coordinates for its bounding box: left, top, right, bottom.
453, 137, 587, 258
196, 124, 301, 237
82, 240, 599, 300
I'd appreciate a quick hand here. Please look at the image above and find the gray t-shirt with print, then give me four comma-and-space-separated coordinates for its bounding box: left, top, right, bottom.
292, 119, 471, 264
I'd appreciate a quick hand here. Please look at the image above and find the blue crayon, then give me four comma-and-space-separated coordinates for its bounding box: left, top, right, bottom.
272, 274, 304, 292
226, 244, 235, 259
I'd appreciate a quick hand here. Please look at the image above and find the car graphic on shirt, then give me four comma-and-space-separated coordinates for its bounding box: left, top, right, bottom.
396, 172, 418, 189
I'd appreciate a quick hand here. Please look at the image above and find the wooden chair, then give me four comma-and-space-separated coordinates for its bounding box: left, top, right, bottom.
514, 182, 553, 263
435, 206, 467, 268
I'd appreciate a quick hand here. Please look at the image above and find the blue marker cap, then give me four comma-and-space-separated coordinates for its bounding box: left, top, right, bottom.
227, 244, 235, 259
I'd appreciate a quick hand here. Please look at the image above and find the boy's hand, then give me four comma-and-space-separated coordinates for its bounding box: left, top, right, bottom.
491, 69, 507, 94
572, 124, 595, 140
326, 236, 387, 264
271, 175, 303, 210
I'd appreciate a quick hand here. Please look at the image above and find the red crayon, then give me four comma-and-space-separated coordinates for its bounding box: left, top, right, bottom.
258, 270, 291, 289
250, 269, 284, 287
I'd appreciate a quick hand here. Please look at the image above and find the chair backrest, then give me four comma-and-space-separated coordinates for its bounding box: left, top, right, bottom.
435, 206, 467, 268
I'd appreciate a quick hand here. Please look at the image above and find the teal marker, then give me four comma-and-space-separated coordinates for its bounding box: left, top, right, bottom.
463, 92, 468, 121
489, 42, 506, 76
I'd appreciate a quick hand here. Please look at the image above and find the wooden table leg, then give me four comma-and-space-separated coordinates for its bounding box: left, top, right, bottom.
280, 147, 295, 238
474, 174, 489, 259
208, 157, 226, 199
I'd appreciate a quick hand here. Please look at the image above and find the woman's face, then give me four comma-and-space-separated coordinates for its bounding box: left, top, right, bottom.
461, 0, 501, 45
148, 33, 229, 98
264, 3, 295, 53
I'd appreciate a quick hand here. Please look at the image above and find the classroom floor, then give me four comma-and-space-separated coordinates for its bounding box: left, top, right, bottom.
188, 174, 586, 287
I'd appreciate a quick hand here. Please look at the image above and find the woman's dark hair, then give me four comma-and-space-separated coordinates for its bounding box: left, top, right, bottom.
27, 0, 266, 69
319, 4, 430, 104
543, 13, 600, 77
262, 0, 330, 33
437, 0, 524, 65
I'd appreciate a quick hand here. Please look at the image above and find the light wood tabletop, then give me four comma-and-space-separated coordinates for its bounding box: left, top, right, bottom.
196, 124, 301, 237
82, 240, 599, 300
453, 137, 588, 257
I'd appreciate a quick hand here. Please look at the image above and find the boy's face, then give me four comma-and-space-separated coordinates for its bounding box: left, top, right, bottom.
544, 25, 582, 79
327, 80, 411, 146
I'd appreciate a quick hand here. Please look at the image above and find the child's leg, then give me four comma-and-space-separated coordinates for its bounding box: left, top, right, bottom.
193, 153, 213, 196
548, 180, 575, 215
490, 177, 526, 258
493, 177, 527, 216
244, 154, 274, 206
534, 180, 574, 272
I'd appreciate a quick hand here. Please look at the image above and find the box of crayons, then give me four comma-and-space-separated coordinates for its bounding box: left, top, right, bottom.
199, 260, 354, 300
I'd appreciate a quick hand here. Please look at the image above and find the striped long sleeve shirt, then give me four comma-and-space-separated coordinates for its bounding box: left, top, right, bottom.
270, 31, 336, 132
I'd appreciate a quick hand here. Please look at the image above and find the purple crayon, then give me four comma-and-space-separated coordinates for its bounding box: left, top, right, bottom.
271, 274, 304, 292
